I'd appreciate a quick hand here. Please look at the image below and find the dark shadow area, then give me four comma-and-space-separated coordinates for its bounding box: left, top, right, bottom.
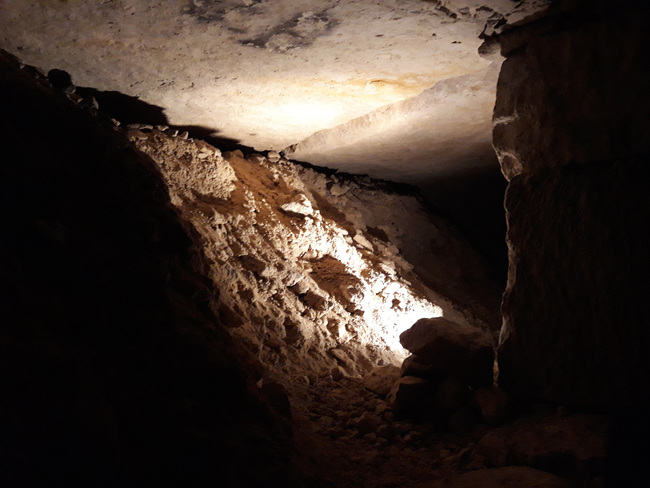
75, 86, 168, 125
74, 86, 254, 153
170, 124, 253, 153
2, 50, 311, 488
418, 164, 508, 285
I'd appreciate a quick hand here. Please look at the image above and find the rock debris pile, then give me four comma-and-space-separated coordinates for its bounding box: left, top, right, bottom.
126, 126, 499, 386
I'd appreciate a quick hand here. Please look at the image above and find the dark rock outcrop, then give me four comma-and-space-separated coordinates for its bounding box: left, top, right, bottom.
492, 2, 650, 485
493, 0, 650, 413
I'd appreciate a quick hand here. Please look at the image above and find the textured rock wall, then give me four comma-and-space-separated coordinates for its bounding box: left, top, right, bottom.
127, 127, 501, 390
0, 50, 309, 487
494, 0, 650, 410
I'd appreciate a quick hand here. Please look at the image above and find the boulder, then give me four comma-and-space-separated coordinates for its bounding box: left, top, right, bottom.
435, 377, 470, 412
400, 318, 494, 387
386, 376, 433, 415
400, 354, 446, 380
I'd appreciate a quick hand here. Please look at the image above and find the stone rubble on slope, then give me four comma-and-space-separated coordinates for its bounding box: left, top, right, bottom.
127, 128, 498, 389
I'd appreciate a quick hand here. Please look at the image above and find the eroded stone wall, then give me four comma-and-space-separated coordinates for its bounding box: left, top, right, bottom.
494, 0, 650, 410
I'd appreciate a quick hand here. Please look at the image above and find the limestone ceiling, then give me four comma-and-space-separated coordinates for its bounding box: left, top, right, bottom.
0, 0, 549, 185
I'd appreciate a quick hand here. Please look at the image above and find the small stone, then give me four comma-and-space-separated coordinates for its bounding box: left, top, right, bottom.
377, 424, 396, 440
331, 366, 346, 382
267, 150, 281, 162
258, 378, 292, 420
156, 124, 169, 131
362, 365, 401, 397
392, 422, 412, 436
80, 96, 99, 110
47, 68, 74, 93
353, 232, 374, 251
280, 194, 314, 217
334, 410, 348, 420
357, 412, 383, 435
127, 129, 148, 140
330, 184, 349, 197
439, 448, 452, 458
179, 131, 189, 139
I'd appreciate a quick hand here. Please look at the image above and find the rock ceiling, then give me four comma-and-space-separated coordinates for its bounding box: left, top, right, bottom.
0, 0, 549, 185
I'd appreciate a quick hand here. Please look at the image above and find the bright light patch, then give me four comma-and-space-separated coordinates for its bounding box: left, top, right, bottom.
275, 100, 346, 131
362, 279, 443, 356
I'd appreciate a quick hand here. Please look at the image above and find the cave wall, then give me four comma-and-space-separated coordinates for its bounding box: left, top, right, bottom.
494, 0, 650, 410
0, 50, 309, 487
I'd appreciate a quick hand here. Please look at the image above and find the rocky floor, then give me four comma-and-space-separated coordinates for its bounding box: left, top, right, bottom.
288, 372, 608, 488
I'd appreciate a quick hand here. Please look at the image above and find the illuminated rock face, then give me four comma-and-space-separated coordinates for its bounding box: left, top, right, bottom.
127, 124, 500, 387
495, 1, 650, 411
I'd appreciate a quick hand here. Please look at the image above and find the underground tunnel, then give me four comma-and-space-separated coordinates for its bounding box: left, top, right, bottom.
1, 0, 649, 487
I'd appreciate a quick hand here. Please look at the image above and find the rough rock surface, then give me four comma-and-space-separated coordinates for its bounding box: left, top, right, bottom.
493, 0, 650, 181
285, 61, 503, 181
128, 124, 501, 388
0, 0, 523, 283
400, 317, 495, 388
493, 0, 650, 412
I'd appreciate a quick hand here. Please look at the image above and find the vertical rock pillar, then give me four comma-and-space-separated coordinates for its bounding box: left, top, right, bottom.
493, 0, 650, 410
